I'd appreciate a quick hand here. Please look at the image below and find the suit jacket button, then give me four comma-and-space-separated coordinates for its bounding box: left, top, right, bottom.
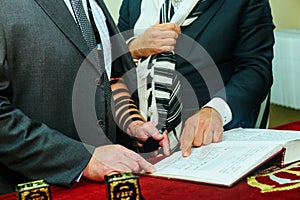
97, 120, 105, 127
95, 78, 101, 86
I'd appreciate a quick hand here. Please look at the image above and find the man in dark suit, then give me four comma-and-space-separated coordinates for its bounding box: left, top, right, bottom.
118, 0, 275, 156
0, 0, 162, 195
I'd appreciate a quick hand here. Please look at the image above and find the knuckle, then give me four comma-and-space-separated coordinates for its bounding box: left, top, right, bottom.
203, 136, 212, 145
198, 119, 206, 126
152, 31, 160, 39
131, 163, 140, 173
172, 38, 177, 44
171, 31, 178, 38
166, 46, 174, 52
193, 140, 201, 147
170, 23, 177, 30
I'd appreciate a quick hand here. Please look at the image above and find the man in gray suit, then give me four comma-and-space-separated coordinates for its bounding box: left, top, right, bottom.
0, 0, 162, 195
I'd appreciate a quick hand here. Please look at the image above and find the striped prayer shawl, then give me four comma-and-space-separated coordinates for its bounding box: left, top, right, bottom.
137, 0, 214, 151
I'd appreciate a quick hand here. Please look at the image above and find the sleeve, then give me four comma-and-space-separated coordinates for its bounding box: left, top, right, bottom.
224, 0, 274, 129
117, 0, 137, 40
0, 100, 94, 187
0, 23, 94, 187
117, 0, 131, 33
203, 97, 232, 126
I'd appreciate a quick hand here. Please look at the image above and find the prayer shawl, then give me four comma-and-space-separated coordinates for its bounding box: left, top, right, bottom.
135, 0, 213, 151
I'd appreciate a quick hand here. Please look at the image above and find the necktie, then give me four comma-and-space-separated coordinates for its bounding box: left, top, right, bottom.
69, 0, 96, 51
70, 0, 113, 136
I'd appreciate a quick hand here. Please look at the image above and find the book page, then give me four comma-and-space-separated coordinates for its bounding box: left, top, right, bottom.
223, 128, 300, 142
152, 141, 282, 186
283, 139, 300, 165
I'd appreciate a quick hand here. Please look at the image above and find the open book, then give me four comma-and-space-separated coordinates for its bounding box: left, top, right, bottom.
149, 128, 300, 187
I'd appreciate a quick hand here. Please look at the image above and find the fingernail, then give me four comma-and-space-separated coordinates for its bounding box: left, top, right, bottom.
150, 166, 156, 173
183, 151, 189, 157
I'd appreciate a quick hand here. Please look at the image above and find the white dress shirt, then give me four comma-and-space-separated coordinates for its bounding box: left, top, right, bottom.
64, 0, 112, 77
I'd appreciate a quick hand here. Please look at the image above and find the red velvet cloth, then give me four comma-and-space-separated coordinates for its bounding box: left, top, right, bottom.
139, 175, 299, 200
1, 177, 299, 200
271, 120, 300, 131
1, 120, 300, 200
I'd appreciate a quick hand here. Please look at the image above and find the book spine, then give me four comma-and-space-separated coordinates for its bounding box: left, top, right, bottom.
280, 147, 287, 167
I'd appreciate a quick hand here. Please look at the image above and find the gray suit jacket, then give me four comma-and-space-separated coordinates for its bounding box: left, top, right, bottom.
0, 0, 136, 194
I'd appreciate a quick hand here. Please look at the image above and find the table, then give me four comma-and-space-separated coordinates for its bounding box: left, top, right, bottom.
1, 120, 300, 200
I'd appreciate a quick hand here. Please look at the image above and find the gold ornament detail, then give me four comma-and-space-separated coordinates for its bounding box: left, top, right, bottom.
247, 162, 300, 193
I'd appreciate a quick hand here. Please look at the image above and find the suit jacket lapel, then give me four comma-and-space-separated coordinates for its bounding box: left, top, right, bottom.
34, 0, 133, 72
182, 0, 225, 40
34, 0, 90, 56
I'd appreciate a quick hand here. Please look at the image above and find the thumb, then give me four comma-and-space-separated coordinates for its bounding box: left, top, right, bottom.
137, 155, 156, 173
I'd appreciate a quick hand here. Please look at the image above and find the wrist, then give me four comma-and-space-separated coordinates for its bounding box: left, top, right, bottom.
127, 120, 145, 137
202, 97, 232, 125
128, 38, 142, 59
128, 37, 150, 59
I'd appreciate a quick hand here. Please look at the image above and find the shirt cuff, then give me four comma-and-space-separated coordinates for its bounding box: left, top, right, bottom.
126, 36, 137, 45
74, 171, 83, 183
126, 36, 141, 63
203, 97, 232, 126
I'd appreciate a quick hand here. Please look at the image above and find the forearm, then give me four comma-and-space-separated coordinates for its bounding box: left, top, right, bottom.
110, 77, 145, 135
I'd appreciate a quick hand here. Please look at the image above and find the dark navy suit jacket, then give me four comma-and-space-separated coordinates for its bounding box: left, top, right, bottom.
118, 0, 275, 129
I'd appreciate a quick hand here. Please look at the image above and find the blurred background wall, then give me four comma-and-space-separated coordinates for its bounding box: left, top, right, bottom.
103, 0, 122, 22
270, 0, 300, 29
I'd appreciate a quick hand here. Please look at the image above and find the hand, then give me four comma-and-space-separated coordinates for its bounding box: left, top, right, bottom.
128, 121, 170, 156
129, 23, 181, 59
82, 144, 156, 182
180, 107, 224, 157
